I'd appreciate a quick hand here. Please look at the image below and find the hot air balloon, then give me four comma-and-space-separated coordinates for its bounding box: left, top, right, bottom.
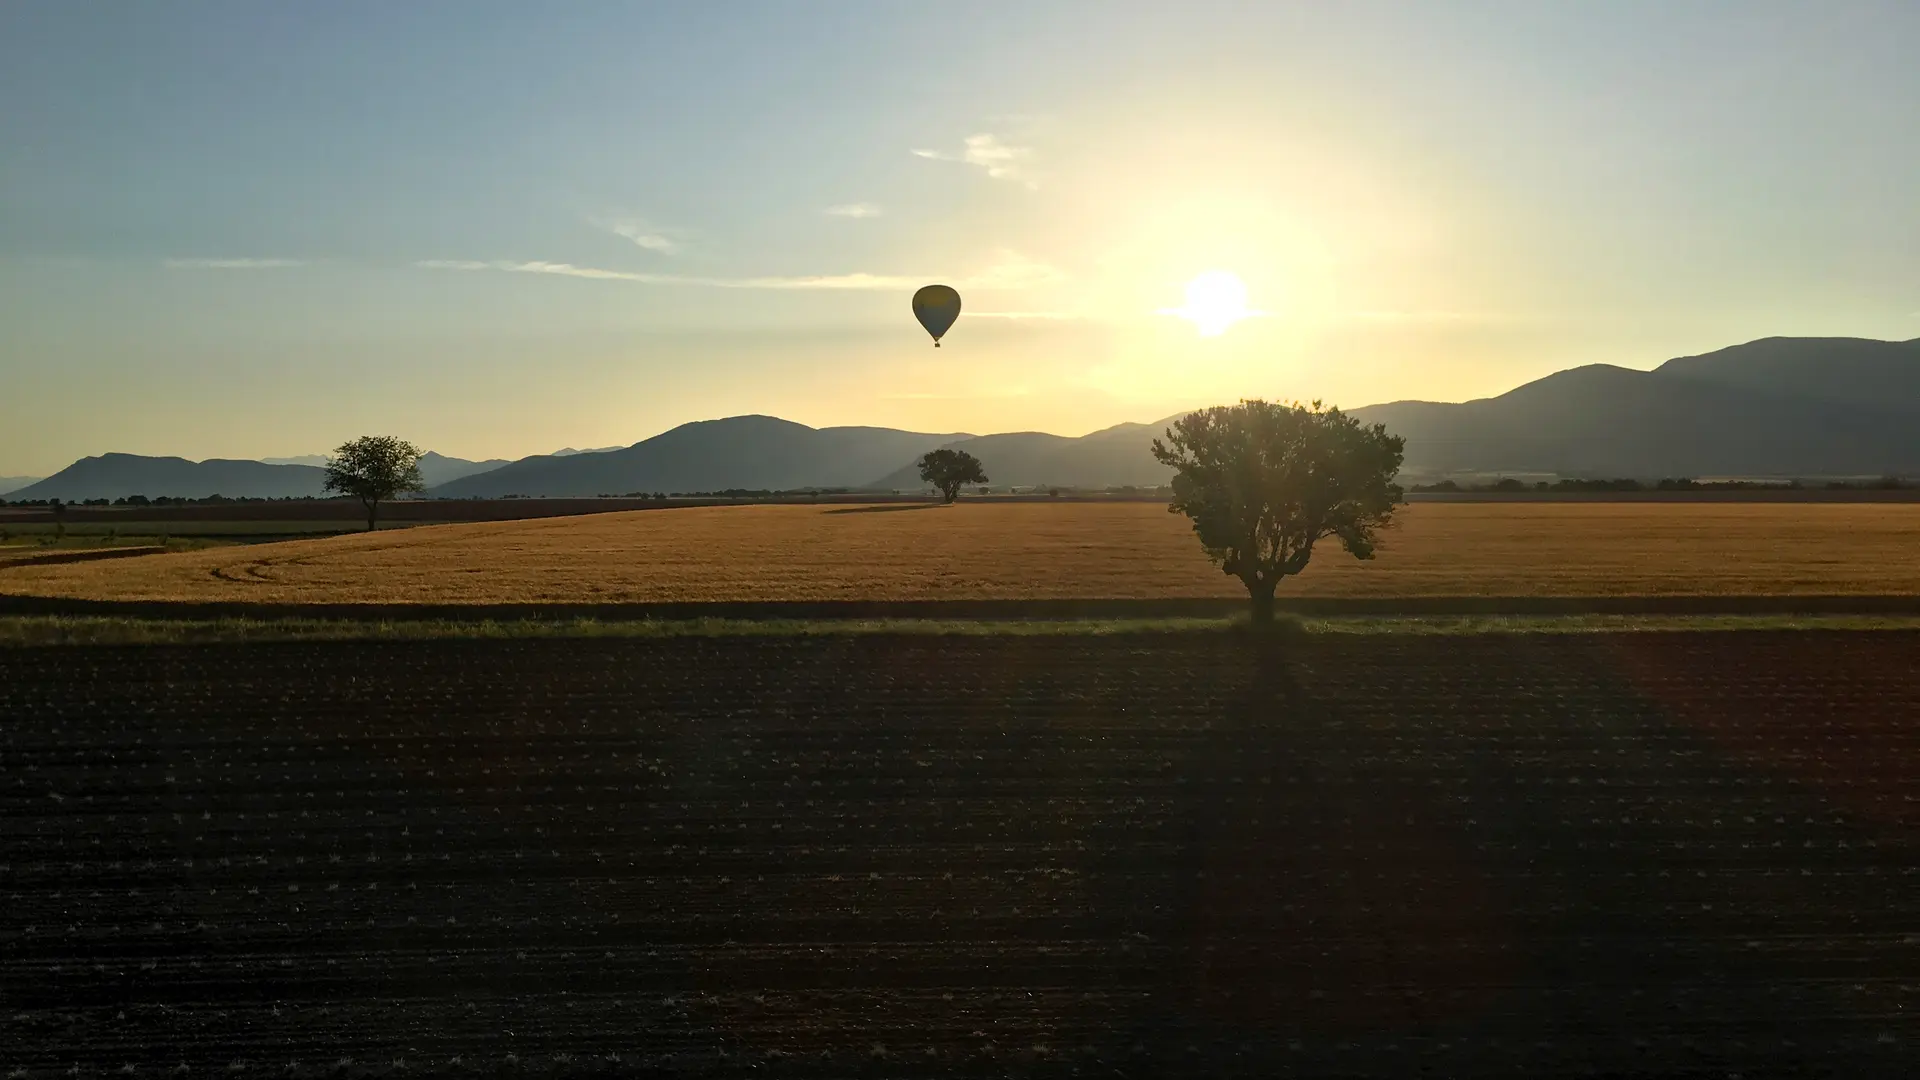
912, 284, 961, 347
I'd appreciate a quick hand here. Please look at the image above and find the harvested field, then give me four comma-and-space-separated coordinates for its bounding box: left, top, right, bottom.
4, 632, 1916, 1076
3, 501, 1920, 608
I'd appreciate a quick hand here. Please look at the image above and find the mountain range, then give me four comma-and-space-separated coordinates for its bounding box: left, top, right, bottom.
1353, 337, 1920, 478
428, 420, 970, 498
8, 336, 1918, 500
5, 451, 510, 501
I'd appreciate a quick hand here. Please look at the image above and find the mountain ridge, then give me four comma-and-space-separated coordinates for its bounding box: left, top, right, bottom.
429, 415, 974, 498
10, 336, 1919, 499
9, 450, 512, 502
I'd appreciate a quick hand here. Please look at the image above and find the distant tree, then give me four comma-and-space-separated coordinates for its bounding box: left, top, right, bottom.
323, 436, 424, 531
49, 498, 66, 541
916, 449, 988, 504
1153, 400, 1405, 625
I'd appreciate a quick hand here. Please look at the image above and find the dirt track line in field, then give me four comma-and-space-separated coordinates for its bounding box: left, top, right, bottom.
9, 592, 1920, 626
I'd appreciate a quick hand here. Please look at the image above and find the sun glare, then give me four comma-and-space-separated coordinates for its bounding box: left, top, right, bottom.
1164, 271, 1256, 336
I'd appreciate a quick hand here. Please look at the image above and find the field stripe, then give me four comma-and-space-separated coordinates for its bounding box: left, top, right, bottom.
10, 592, 1920, 622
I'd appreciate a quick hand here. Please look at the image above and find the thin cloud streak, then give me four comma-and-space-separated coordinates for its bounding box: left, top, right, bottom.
164, 258, 305, 269
881, 385, 1034, 401
598, 217, 682, 254
414, 252, 1068, 292
912, 133, 1037, 187
824, 203, 882, 218
414, 259, 919, 290
1336, 309, 1537, 324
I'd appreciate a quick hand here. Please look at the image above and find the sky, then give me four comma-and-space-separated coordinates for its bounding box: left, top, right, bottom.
3, 1, 1917, 475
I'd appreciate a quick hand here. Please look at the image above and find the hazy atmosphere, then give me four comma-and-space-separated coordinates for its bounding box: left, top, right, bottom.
10, 6, 1920, 1075
5, 1, 1918, 475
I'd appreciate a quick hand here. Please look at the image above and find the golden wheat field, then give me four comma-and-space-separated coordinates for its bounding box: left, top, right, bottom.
2, 501, 1919, 606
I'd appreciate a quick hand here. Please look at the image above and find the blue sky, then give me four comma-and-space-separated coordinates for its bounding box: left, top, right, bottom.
3, 1, 1917, 474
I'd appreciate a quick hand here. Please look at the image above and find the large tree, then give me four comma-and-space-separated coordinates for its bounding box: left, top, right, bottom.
917, 448, 988, 504
1152, 400, 1404, 625
324, 436, 425, 531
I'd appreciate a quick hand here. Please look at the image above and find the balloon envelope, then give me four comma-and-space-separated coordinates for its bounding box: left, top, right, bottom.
912, 284, 962, 345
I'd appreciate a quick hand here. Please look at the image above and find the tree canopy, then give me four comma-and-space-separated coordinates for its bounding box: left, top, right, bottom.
917, 448, 989, 503
1152, 400, 1405, 623
323, 436, 425, 531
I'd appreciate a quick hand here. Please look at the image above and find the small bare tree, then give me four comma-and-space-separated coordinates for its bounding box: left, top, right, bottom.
323, 436, 425, 531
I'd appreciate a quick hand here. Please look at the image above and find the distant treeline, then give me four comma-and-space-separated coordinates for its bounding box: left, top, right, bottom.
1409, 476, 1916, 493
4, 494, 338, 508
8, 485, 1179, 507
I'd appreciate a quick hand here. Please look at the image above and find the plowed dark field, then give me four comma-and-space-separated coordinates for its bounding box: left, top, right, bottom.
5, 633, 1918, 1077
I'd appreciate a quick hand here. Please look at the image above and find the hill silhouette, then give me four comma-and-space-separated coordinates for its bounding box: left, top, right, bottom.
429, 416, 970, 497
9, 455, 332, 501
0, 476, 44, 497
1355, 337, 1920, 478
12, 336, 1919, 498
415, 452, 512, 487
1653, 336, 1920, 415
9, 451, 507, 502
866, 421, 1177, 491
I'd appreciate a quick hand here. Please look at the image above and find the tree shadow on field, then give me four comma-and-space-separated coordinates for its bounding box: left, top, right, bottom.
1080, 635, 1528, 1074
820, 503, 944, 515
1087, 633, 1911, 1077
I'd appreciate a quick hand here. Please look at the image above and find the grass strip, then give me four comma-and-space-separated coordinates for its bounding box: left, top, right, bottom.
4, 612, 1920, 646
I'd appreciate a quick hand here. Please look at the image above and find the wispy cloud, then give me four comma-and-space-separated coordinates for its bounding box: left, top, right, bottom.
824, 202, 882, 219
414, 259, 920, 291
958, 250, 1068, 290
882, 385, 1034, 401
736, 272, 923, 290
1335, 309, 1534, 324
163, 257, 305, 269
414, 249, 1068, 293
912, 133, 1037, 187
596, 217, 683, 254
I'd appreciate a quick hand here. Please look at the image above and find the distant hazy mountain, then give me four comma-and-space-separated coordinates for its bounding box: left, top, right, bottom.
867, 421, 1177, 491
9, 451, 516, 501
1654, 336, 1920, 416
431, 416, 971, 497
19, 337, 1918, 500
1351, 337, 1920, 478
258, 451, 506, 487
0, 476, 46, 497
550, 446, 625, 457
10, 455, 331, 501
884, 336, 1920, 486
416, 451, 510, 487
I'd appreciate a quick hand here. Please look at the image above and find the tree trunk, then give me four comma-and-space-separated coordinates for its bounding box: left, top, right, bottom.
365, 498, 378, 532
1247, 576, 1279, 626
942, 486, 957, 504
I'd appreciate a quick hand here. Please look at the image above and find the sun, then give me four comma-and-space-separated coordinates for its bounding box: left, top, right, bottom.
1164, 270, 1256, 336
